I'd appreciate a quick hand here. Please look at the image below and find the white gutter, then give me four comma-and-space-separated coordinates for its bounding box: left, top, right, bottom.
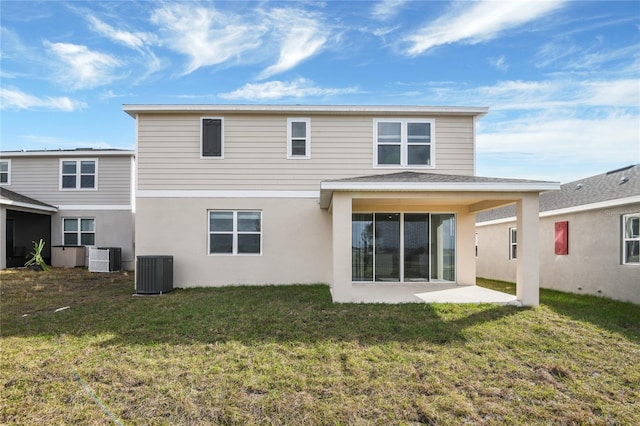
123, 104, 489, 118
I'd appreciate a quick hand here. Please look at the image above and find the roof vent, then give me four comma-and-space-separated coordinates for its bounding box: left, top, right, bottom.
576, 183, 583, 190
620, 176, 629, 184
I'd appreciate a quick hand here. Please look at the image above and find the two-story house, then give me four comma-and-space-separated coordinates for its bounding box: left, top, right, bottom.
124, 105, 558, 305
0, 149, 135, 270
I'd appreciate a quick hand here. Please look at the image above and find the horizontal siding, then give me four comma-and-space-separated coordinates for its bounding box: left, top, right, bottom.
137, 113, 475, 191
4, 156, 132, 205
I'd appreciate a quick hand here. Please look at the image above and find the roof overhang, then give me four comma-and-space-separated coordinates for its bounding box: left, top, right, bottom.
123, 104, 489, 118
0, 198, 58, 214
319, 180, 560, 209
0, 188, 58, 214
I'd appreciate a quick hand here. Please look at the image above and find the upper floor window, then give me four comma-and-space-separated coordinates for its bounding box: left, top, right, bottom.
374, 119, 434, 167
287, 118, 310, 159
63, 218, 96, 245
60, 159, 97, 190
0, 160, 10, 185
623, 213, 639, 265
509, 227, 517, 260
202, 117, 223, 158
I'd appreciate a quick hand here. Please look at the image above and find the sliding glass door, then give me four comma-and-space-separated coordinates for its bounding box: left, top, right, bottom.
404, 214, 429, 281
352, 213, 455, 283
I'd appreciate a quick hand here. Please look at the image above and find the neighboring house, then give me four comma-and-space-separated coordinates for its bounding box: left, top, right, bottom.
476, 164, 640, 305
0, 149, 135, 270
124, 104, 558, 305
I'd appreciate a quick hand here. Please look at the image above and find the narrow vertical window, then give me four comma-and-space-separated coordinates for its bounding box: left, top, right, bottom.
623, 214, 640, 265
202, 118, 223, 157
509, 227, 517, 260
0, 160, 10, 185
287, 118, 310, 159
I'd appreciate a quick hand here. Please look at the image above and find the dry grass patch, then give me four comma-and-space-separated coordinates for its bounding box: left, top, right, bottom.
1, 269, 639, 424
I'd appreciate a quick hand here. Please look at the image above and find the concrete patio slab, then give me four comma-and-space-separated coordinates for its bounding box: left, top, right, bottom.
350, 283, 520, 305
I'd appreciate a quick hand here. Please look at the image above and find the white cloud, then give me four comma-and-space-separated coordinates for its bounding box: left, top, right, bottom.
150, 3, 263, 75
489, 55, 509, 71
371, 0, 408, 21
426, 78, 639, 110
404, 0, 565, 55
258, 8, 328, 79
44, 41, 122, 89
0, 87, 86, 111
86, 15, 155, 50
219, 78, 358, 100
477, 112, 639, 180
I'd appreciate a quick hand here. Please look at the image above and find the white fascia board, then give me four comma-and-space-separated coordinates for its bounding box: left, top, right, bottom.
123, 104, 489, 118
0, 199, 58, 213
1, 150, 134, 158
136, 190, 320, 199
320, 181, 560, 193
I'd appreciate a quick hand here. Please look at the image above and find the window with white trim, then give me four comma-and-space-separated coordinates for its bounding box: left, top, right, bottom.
0, 160, 10, 185
374, 119, 434, 167
209, 210, 261, 255
287, 118, 310, 159
63, 218, 96, 245
622, 213, 639, 265
509, 227, 517, 260
60, 159, 97, 189
202, 117, 224, 158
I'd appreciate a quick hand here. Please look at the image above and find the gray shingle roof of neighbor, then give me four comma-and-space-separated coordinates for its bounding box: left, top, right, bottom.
476, 164, 640, 222
0, 187, 57, 211
324, 171, 555, 185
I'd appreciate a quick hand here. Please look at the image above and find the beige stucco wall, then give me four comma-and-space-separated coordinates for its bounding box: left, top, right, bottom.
135, 197, 333, 287
477, 202, 640, 305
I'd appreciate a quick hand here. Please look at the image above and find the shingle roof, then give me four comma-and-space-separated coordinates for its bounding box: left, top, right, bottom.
0, 187, 57, 211
319, 171, 559, 209
325, 171, 553, 185
476, 164, 640, 222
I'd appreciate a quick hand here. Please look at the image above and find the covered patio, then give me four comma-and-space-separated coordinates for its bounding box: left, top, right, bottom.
0, 188, 57, 269
320, 172, 559, 306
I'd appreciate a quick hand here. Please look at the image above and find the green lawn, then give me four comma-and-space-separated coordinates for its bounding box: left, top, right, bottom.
1, 268, 639, 425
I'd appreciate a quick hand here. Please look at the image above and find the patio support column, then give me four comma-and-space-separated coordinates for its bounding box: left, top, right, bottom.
0, 206, 6, 270
516, 193, 540, 307
331, 192, 352, 303
456, 212, 476, 286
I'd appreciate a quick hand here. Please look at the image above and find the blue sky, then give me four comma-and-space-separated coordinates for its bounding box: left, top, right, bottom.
1, 0, 638, 182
